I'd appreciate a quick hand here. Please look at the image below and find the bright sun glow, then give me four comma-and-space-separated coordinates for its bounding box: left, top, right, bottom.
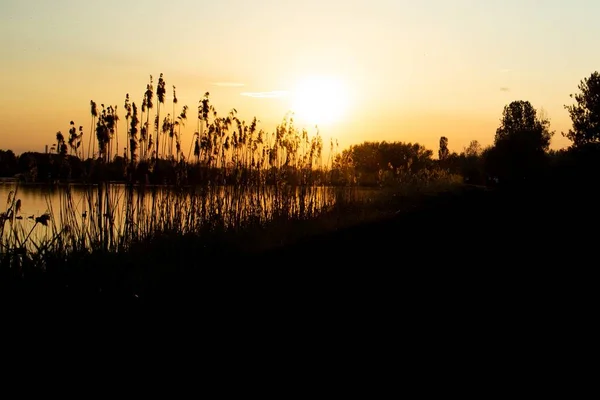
291, 76, 349, 125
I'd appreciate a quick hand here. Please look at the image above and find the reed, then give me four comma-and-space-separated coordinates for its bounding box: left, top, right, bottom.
0, 73, 460, 275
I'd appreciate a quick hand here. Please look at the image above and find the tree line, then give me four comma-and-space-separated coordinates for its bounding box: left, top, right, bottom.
334, 71, 600, 187
437, 71, 600, 187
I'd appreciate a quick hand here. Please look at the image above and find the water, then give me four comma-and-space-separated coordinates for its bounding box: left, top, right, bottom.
0, 182, 361, 252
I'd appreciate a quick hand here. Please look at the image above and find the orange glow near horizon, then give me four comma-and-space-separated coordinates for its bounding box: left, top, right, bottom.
0, 0, 598, 155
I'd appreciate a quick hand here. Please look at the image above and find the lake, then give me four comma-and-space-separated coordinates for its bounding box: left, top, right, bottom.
0, 182, 370, 252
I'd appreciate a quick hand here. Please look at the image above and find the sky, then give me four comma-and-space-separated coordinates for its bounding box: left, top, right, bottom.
1, 0, 599, 156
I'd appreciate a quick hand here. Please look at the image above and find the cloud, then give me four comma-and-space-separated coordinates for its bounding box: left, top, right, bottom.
500, 87, 510, 92
240, 91, 290, 98
212, 82, 245, 87
500, 68, 513, 73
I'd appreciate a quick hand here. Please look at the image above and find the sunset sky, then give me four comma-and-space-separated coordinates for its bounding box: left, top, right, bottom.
1, 0, 599, 156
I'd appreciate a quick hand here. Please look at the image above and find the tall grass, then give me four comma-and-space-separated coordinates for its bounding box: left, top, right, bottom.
0, 182, 370, 269
0, 170, 460, 273
60, 73, 333, 187
1, 73, 461, 274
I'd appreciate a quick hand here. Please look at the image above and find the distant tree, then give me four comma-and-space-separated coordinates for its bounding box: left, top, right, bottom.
486, 100, 553, 184
564, 71, 600, 147
460, 142, 485, 184
343, 141, 433, 175
464, 140, 482, 158
0, 150, 18, 177
438, 136, 449, 161
495, 101, 552, 151
334, 141, 433, 186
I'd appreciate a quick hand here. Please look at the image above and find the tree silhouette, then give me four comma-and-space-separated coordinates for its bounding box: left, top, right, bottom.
438, 136, 449, 161
464, 140, 482, 157
460, 140, 484, 184
486, 100, 553, 184
564, 71, 600, 147
341, 141, 433, 174
495, 100, 552, 151
0, 150, 18, 177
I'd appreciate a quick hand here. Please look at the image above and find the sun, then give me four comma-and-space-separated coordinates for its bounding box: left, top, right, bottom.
291, 76, 349, 126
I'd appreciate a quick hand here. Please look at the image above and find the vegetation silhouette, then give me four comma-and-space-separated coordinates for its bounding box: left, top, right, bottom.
2, 71, 600, 317
564, 71, 600, 146
484, 100, 553, 186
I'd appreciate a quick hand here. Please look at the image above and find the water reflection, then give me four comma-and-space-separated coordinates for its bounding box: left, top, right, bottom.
1, 183, 371, 252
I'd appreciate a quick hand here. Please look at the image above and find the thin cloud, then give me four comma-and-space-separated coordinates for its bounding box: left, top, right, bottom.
500, 87, 510, 92
240, 91, 289, 98
212, 82, 246, 87
499, 68, 513, 73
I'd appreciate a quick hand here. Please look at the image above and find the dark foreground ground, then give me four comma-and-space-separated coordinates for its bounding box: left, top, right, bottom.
3, 183, 595, 378
3, 184, 595, 319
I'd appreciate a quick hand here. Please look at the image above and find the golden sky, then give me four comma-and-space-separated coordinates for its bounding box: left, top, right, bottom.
1, 0, 599, 156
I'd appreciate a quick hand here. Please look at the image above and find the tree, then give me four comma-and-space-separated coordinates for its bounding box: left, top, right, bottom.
0, 150, 18, 177
486, 100, 553, 184
495, 100, 552, 151
337, 141, 433, 186
438, 136, 449, 161
564, 71, 600, 147
464, 140, 482, 158
460, 141, 485, 184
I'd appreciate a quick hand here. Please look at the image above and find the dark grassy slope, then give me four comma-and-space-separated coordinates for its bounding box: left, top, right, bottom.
133, 183, 595, 327
3, 184, 595, 325
262, 184, 593, 271
232, 185, 594, 358
259, 185, 590, 292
